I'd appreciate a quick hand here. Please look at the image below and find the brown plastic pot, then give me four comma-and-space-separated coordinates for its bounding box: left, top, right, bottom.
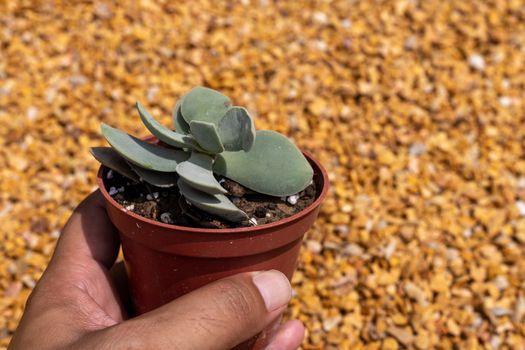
97, 142, 329, 350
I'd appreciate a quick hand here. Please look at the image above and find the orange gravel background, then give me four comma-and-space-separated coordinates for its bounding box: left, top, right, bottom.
1, 1, 525, 349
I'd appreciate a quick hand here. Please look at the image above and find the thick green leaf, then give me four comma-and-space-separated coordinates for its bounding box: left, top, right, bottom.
181, 86, 231, 124
189, 120, 225, 154
176, 152, 227, 194
101, 123, 189, 172
214, 130, 313, 196
90, 147, 139, 181
218, 107, 256, 152
136, 102, 197, 149
178, 179, 248, 222
173, 97, 190, 134
128, 163, 178, 188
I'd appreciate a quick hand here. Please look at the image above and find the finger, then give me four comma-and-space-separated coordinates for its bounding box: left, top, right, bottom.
109, 261, 132, 318
51, 190, 120, 269
265, 320, 305, 350
90, 270, 292, 350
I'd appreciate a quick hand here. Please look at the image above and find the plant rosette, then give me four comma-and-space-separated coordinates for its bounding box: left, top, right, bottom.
92, 87, 329, 350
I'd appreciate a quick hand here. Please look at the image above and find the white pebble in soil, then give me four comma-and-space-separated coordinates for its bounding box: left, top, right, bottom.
249, 217, 258, 226
287, 195, 299, 205
125, 204, 135, 211
146, 194, 153, 200
108, 187, 118, 196
106, 169, 114, 179
160, 212, 172, 224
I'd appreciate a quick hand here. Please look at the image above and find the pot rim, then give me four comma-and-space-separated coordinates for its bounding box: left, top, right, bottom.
97, 149, 329, 235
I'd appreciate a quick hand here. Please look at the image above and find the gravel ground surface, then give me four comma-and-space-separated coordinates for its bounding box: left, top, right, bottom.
1, 1, 525, 349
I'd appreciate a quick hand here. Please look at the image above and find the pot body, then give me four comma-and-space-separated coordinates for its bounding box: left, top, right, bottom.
98, 152, 328, 350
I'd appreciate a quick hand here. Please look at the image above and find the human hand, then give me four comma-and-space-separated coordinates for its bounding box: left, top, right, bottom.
9, 191, 305, 350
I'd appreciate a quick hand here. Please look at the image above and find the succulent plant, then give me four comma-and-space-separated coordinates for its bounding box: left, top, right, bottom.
92, 86, 313, 223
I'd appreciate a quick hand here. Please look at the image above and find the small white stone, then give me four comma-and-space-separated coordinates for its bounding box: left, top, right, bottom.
341, 19, 352, 28
106, 169, 114, 179
94, 3, 112, 18
516, 200, 525, 216
26, 106, 38, 121
146, 85, 159, 102
125, 204, 135, 211
468, 54, 485, 71
365, 219, 374, 232
287, 195, 299, 205
322, 315, 342, 332
160, 212, 172, 224
498, 96, 512, 107
153, 192, 159, 199
514, 295, 525, 323
314, 40, 328, 51
383, 240, 397, 259
493, 276, 509, 291
146, 194, 153, 200
491, 307, 512, 317
343, 243, 364, 256
265, 212, 272, 218
490, 336, 501, 350
50, 229, 61, 239
312, 11, 328, 24
249, 217, 258, 226
306, 240, 322, 253
445, 248, 460, 261
108, 187, 118, 196
69, 74, 87, 87
341, 204, 352, 213
404, 35, 417, 50
335, 224, 349, 235
21, 275, 36, 289
409, 142, 427, 156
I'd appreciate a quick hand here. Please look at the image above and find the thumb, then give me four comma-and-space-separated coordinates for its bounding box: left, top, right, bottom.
88, 270, 292, 350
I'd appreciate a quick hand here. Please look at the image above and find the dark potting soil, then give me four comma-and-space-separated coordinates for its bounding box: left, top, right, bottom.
104, 169, 317, 229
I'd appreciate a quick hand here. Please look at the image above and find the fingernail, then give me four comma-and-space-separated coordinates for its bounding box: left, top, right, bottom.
252, 270, 292, 312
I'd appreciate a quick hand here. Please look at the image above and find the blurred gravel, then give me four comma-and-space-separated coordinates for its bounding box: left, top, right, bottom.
1, 1, 525, 349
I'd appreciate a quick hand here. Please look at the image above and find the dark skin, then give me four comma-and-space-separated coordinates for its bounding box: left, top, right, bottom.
9, 191, 304, 350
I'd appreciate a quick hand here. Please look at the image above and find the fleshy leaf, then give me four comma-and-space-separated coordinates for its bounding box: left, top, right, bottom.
101, 123, 189, 172
176, 152, 227, 194
189, 120, 225, 154
90, 147, 139, 181
218, 107, 256, 152
181, 86, 231, 124
178, 178, 248, 222
173, 97, 190, 134
136, 102, 197, 149
214, 130, 313, 196
128, 163, 178, 188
